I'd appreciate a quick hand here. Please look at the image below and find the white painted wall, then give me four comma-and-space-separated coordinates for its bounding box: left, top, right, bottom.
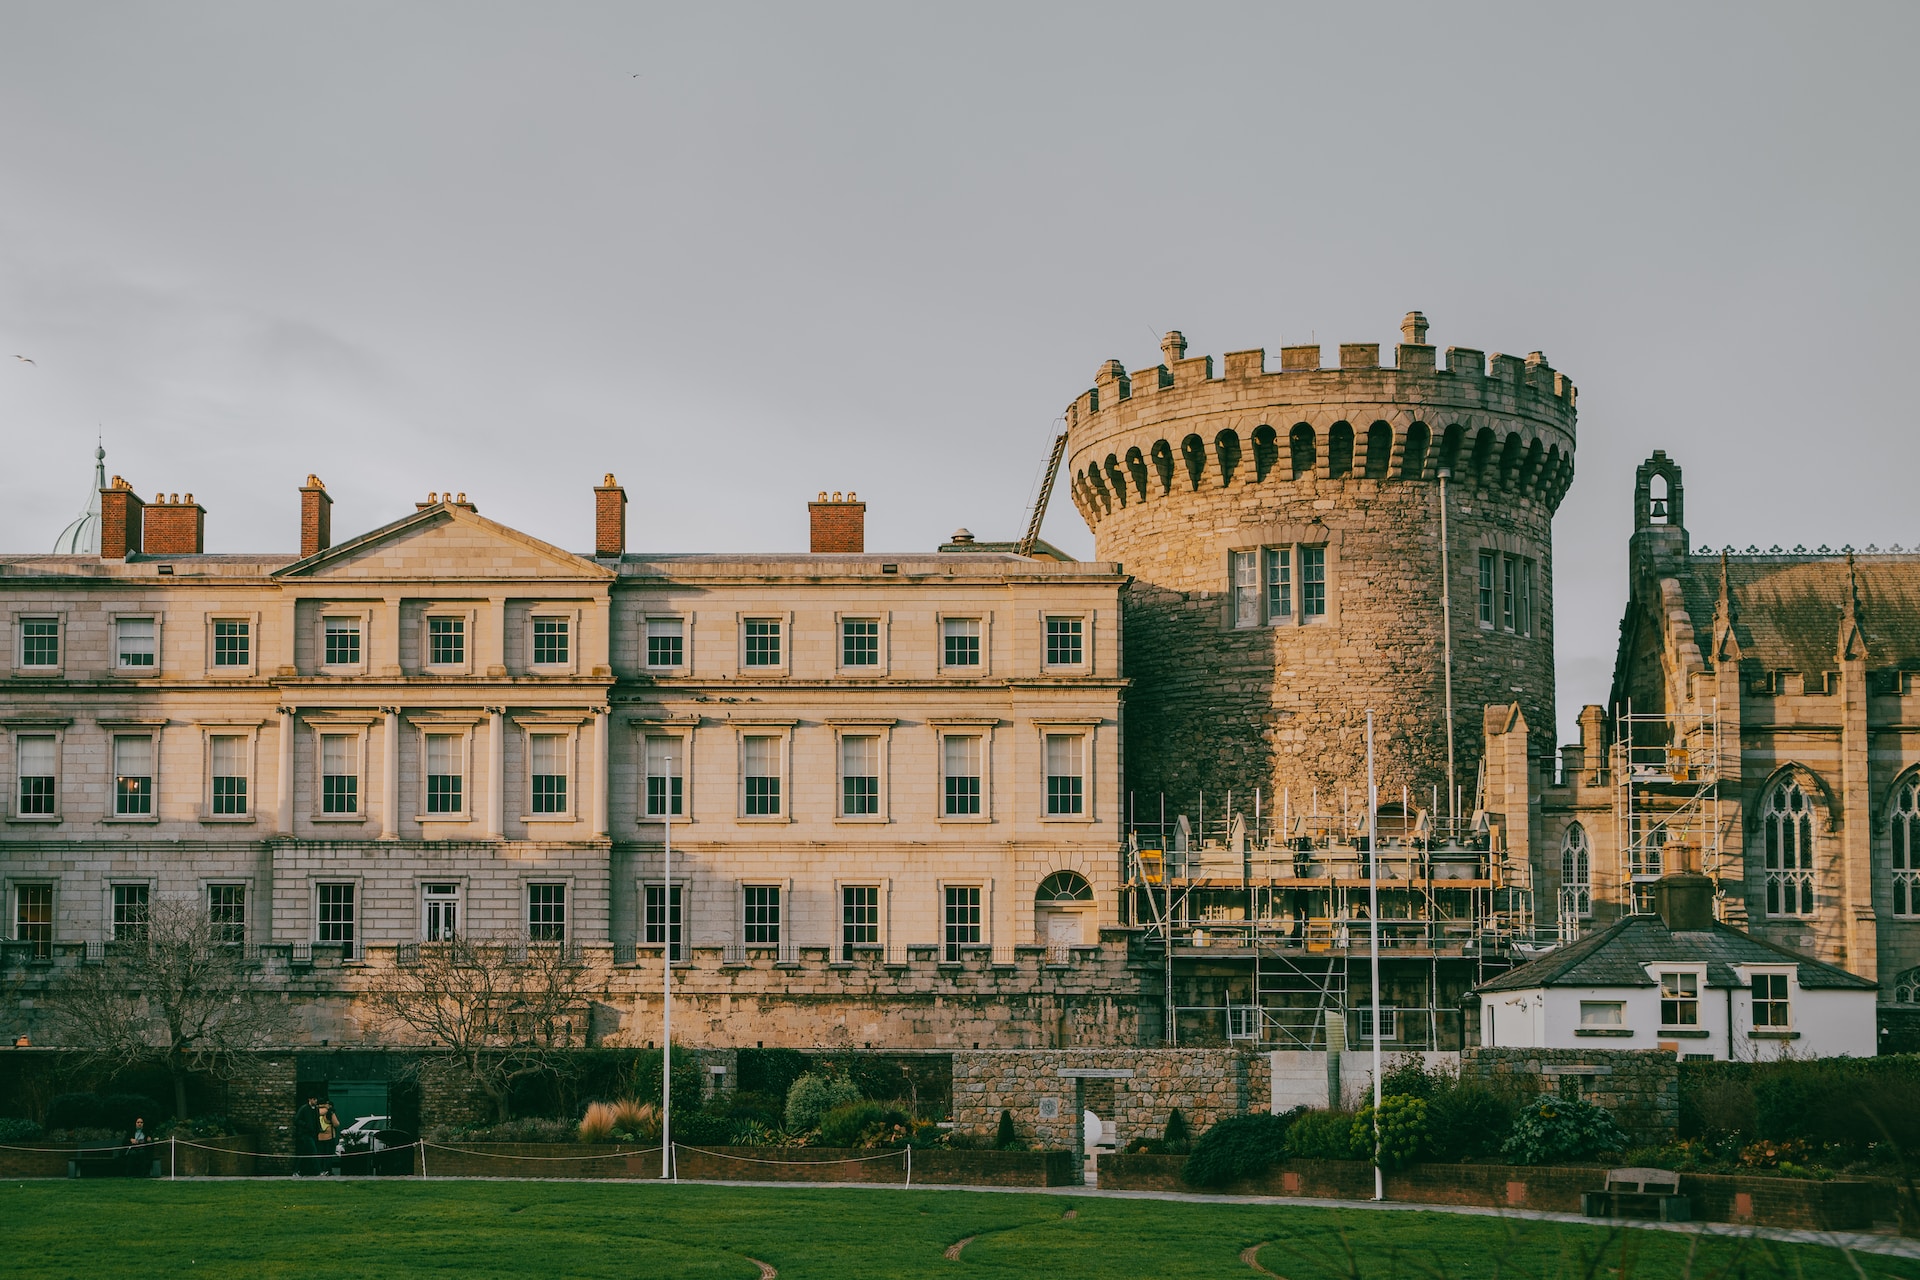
1268, 1050, 1461, 1112
1481, 975, 1876, 1059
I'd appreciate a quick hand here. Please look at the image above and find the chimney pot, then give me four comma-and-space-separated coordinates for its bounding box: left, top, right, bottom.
143, 490, 204, 555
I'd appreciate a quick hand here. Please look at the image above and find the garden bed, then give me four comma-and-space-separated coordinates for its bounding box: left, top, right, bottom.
1095, 1154, 1899, 1231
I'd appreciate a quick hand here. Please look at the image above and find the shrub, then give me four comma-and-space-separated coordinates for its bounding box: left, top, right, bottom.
612, 1099, 660, 1140
1181, 1110, 1303, 1188
1351, 1096, 1429, 1171
0, 1117, 44, 1142
784, 1072, 862, 1133
668, 1107, 738, 1146
1162, 1107, 1191, 1153
719, 1090, 786, 1129
817, 1100, 912, 1149
1425, 1085, 1514, 1162
1285, 1109, 1361, 1161
579, 1101, 618, 1142
737, 1047, 811, 1101
433, 1117, 576, 1143
1380, 1054, 1445, 1101
1501, 1097, 1626, 1166
46, 1093, 105, 1132
995, 1109, 1020, 1151
164, 1115, 233, 1140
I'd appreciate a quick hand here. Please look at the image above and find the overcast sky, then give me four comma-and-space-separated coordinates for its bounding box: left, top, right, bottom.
2, 3, 1915, 743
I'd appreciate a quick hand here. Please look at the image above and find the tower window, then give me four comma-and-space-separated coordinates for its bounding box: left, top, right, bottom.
1763, 779, 1815, 917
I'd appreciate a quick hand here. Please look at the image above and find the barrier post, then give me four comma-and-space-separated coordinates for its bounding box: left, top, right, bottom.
170, 1136, 176, 1181
905, 1144, 911, 1189
420, 1141, 429, 1178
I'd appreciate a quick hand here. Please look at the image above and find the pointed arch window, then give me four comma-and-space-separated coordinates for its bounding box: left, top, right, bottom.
1893, 778, 1920, 918
1560, 823, 1592, 921
1895, 965, 1920, 1006
1763, 779, 1815, 917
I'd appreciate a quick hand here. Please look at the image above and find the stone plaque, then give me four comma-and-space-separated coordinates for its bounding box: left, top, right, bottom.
1038, 1096, 1060, 1120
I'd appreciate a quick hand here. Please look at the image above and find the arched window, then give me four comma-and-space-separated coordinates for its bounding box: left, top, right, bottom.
1036, 871, 1093, 903
1763, 779, 1816, 917
1560, 824, 1592, 921
1896, 966, 1920, 1006
1893, 777, 1920, 917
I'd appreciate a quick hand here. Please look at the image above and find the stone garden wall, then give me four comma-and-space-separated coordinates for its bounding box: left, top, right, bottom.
951, 1049, 1268, 1148
1462, 1046, 1678, 1143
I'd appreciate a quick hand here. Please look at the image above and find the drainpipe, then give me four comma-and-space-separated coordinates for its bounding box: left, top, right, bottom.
1438, 468, 1456, 826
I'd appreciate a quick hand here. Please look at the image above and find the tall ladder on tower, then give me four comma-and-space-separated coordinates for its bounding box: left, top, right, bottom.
1018, 432, 1069, 558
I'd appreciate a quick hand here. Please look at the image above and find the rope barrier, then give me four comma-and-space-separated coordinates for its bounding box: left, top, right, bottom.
421, 1142, 663, 1162
671, 1143, 910, 1167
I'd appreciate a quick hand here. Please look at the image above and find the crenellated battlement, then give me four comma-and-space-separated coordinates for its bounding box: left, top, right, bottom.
1064, 313, 1578, 531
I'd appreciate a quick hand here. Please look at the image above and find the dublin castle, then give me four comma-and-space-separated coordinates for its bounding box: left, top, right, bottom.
5, 312, 1919, 1054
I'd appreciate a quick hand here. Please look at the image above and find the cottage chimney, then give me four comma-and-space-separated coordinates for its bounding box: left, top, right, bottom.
1654, 849, 1716, 932
144, 492, 205, 555
300, 475, 332, 559
594, 473, 627, 558
808, 491, 866, 554
100, 476, 145, 559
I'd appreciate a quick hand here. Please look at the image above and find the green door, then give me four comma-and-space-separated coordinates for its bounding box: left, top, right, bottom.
326, 1080, 390, 1131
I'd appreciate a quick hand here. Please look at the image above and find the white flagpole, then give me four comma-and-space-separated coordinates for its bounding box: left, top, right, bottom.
662, 795, 673, 1180
1367, 710, 1383, 1202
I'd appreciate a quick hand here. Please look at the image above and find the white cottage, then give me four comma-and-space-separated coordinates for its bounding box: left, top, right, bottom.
1476, 872, 1878, 1060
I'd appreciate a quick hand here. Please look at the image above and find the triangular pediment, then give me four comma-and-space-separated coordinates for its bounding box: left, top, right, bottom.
275, 504, 612, 582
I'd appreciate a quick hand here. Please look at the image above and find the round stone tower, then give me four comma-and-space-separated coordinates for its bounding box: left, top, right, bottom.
1065, 313, 1576, 822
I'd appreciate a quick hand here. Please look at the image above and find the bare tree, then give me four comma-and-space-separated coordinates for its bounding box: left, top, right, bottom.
364, 934, 592, 1122
51, 897, 292, 1120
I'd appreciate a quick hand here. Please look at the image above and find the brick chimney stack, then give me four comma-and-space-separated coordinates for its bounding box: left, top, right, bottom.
300, 475, 332, 559
144, 493, 205, 555
594, 473, 627, 558
99, 476, 144, 559
808, 491, 865, 554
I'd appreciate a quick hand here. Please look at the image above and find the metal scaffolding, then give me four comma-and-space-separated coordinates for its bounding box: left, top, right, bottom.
1611, 698, 1725, 920
1125, 791, 1534, 1050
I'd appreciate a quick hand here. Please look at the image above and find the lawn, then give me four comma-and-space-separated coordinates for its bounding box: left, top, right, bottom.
2, 1179, 1909, 1279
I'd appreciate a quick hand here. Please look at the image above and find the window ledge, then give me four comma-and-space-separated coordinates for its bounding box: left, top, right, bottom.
113, 670, 162, 679
1039, 815, 1096, 823
736, 816, 792, 824
937, 815, 993, 824
310, 815, 368, 824
1749, 1029, 1800, 1040
522, 816, 580, 824
1661, 1028, 1711, 1038
1574, 1028, 1634, 1037
415, 815, 475, 824
640, 814, 693, 824
104, 815, 160, 824
833, 816, 890, 825
200, 816, 257, 825
6, 815, 62, 825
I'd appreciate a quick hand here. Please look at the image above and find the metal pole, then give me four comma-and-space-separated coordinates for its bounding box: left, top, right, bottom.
1438, 468, 1456, 828
662, 802, 673, 1179
1367, 710, 1383, 1202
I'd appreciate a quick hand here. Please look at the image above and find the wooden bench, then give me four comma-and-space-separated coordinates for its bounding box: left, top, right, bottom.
1582, 1167, 1690, 1222
68, 1141, 160, 1179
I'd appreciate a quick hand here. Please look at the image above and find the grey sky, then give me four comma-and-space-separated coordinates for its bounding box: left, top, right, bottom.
2, 3, 1915, 745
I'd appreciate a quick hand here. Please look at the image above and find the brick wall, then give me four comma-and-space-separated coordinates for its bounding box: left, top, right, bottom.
594, 479, 625, 557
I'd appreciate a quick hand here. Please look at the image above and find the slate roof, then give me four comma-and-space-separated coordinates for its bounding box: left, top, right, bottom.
1672, 553, 1920, 676
1474, 915, 1878, 994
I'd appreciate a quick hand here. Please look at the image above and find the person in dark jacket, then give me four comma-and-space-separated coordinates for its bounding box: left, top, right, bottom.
293, 1096, 321, 1176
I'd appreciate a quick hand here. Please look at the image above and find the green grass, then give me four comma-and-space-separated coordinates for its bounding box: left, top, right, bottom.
1, 1180, 1909, 1279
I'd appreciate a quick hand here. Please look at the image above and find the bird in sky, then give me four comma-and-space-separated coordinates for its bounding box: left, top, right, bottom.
13, 355, 33, 365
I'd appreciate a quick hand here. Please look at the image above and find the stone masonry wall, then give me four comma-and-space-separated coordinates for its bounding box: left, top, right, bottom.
1063, 324, 1574, 813
1462, 1046, 1678, 1144
951, 1048, 1269, 1149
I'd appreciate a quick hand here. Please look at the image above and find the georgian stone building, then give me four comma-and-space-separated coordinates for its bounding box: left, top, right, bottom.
0, 476, 1140, 1048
